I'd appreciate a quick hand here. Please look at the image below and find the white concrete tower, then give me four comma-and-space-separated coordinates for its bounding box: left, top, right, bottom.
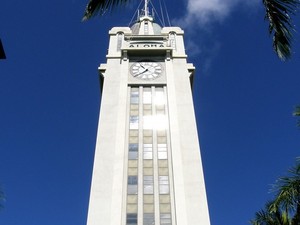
86, 1, 211, 225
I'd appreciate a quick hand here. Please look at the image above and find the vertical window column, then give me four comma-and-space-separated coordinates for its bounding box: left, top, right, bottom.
143, 87, 155, 225
144, 21, 149, 35
126, 87, 139, 225
117, 32, 123, 51
155, 87, 172, 225
169, 32, 176, 50
126, 86, 174, 225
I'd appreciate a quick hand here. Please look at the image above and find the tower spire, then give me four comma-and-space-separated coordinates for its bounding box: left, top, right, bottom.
144, 0, 149, 17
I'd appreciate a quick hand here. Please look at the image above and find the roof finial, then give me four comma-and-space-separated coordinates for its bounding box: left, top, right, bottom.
144, 0, 149, 17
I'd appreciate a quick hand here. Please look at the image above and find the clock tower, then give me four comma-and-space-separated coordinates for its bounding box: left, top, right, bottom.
86, 1, 211, 225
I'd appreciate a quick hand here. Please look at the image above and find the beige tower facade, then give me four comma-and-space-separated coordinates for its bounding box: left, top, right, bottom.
86, 3, 210, 225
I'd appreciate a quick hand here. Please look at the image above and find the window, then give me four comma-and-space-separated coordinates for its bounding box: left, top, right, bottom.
131, 89, 139, 104
144, 213, 154, 225
128, 176, 138, 194
128, 176, 138, 184
130, 116, 139, 129
144, 22, 149, 34
127, 213, 137, 225
143, 115, 153, 129
129, 143, 138, 159
160, 213, 171, 225
130, 116, 139, 123
143, 144, 153, 159
169, 32, 176, 50
117, 33, 123, 51
159, 176, 169, 194
143, 88, 152, 104
158, 144, 167, 159
154, 88, 165, 106
126, 86, 173, 224
144, 176, 154, 194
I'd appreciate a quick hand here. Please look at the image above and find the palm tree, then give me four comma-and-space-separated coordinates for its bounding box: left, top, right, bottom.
294, 106, 300, 127
0, 39, 6, 59
295, 107, 300, 117
250, 201, 291, 225
81, 0, 300, 61
270, 159, 300, 224
251, 159, 300, 225
82, 0, 131, 21
262, 0, 300, 61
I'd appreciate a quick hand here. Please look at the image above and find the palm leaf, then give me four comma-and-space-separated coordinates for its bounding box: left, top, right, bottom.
250, 201, 291, 225
294, 106, 300, 117
293, 106, 300, 127
82, 0, 133, 21
262, 0, 300, 60
0, 39, 6, 59
271, 159, 300, 220
293, 105, 300, 127
251, 159, 300, 225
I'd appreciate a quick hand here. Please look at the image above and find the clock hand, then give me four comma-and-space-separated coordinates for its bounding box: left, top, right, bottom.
134, 68, 148, 77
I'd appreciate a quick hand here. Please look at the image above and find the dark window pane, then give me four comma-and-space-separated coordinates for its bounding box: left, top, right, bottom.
129, 143, 138, 151
129, 144, 138, 159
127, 213, 137, 225
130, 116, 139, 123
128, 176, 138, 185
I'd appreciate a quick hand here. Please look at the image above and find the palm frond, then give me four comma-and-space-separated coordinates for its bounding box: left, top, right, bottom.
293, 106, 300, 127
262, 0, 300, 61
82, 0, 133, 21
250, 209, 271, 225
0, 39, 6, 59
250, 201, 291, 225
271, 160, 300, 214
252, 159, 300, 225
294, 106, 300, 117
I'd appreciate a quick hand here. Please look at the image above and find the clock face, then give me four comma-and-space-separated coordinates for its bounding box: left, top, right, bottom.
130, 61, 162, 80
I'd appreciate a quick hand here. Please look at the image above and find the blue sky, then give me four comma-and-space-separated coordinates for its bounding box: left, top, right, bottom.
1, 0, 300, 225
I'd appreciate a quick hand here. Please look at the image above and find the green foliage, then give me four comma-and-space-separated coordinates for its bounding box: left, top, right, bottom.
250, 158, 300, 225
294, 107, 300, 117
251, 202, 291, 225
82, 0, 132, 21
262, 0, 300, 61
293, 106, 300, 126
